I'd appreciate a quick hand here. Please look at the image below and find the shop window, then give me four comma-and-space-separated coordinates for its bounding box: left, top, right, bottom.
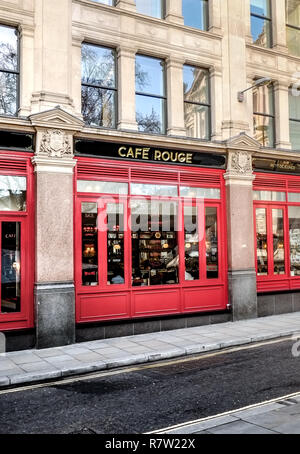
182, 0, 209, 31
286, 0, 300, 57
254, 191, 286, 202
0, 25, 19, 116
0, 175, 26, 211
183, 65, 211, 140
82, 203, 98, 286
107, 203, 125, 285
131, 183, 177, 196
135, 0, 164, 18
180, 186, 220, 199
289, 87, 300, 151
135, 55, 166, 134
250, 0, 272, 48
81, 43, 117, 128
253, 82, 275, 148
77, 180, 128, 195
1, 222, 21, 313
206, 207, 218, 279
289, 206, 300, 277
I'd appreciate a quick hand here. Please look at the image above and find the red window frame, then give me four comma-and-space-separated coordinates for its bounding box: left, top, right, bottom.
0, 152, 34, 331
254, 172, 300, 292
74, 157, 228, 323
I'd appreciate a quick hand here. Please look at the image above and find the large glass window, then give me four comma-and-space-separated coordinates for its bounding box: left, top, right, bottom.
183, 65, 211, 140
81, 44, 117, 128
256, 208, 268, 276
253, 82, 275, 147
289, 206, 300, 276
135, 55, 166, 134
0, 175, 26, 211
250, 0, 272, 48
107, 203, 125, 285
289, 87, 300, 151
182, 0, 209, 31
1, 222, 21, 313
0, 25, 19, 116
135, 0, 164, 18
286, 0, 300, 57
82, 203, 98, 286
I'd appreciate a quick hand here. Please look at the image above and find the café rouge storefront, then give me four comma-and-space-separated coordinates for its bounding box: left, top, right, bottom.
74, 139, 228, 323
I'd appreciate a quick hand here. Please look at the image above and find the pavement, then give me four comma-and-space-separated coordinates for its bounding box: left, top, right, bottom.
154, 394, 300, 434
1, 311, 300, 389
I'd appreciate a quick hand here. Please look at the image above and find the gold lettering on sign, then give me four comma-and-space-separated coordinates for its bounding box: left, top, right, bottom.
118, 145, 194, 164
118, 146, 127, 157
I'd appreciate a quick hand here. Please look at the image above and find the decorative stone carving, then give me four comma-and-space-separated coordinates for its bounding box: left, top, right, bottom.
229, 151, 252, 175
38, 129, 72, 158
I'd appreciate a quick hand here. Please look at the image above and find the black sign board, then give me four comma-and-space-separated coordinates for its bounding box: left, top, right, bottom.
0, 130, 34, 151
253, 157, 300, 174
75, 139, 226, 169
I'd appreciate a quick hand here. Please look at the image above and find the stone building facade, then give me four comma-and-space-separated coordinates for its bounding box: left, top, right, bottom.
0, 0, 300, 350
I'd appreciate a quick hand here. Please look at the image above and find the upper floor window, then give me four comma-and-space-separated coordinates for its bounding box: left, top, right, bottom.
253, 81, 275, 147
135, 0, 164, 19
92, 0, 115, 5
0, 25, 19, 116
289, 87, 300, 150
81, 43, 117, 128
183, 65, 211, 140
135, 55, 166, 134
250, 0, 272, 48
286, 0, 300, 57
182, 0, 209, 31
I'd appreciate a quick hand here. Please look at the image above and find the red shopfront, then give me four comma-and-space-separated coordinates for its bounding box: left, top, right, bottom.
254, 171, 300, 293
75, 149, 228, 324
0, 151, 34, 332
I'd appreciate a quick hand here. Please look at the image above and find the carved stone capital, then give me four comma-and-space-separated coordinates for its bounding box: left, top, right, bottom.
36, 129, 73, 159
224, 150, 255, 185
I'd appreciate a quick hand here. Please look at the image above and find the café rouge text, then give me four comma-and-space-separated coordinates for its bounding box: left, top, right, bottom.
118, 146, 193, 164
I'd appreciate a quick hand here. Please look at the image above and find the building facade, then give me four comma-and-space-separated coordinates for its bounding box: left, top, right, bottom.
0, 0, 300, 350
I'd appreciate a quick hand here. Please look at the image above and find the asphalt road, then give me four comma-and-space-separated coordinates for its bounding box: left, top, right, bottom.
1, 338, 300, 434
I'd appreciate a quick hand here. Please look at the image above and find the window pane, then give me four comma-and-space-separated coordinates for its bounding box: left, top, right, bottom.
206, 207, 218, 279
182, 0, 208, 30
253, 114, 274, 147
0, 26, 18, 72
289, 206, 300, 276
286, 0, 300, 27
82, 86, 116, 128
184, 103, 210, 139
131, 200, 179, 287
135, 55, 164, 96
289, 88, 300, 120
288, 193, 300, 203
272, 209, 285, 275
287, 27, 300, 57
184, 206, 199, 281
82, 44, 115, 88
131, 183, 177, 196
1, 222, 21, 313
136, 94, 165, 134
0, 72, 17, 115
253, 191, 286, 202
77, 180, 128, 195
251, 15, 272, 47
250, 0, 271, 17
92, 0, 114, 4
253, 84, 274, 115
180, 187, 220, 199
107, 204, 125, 285
183, 66, 209, 104
256, 208, 268, 276
135, 0, 163, 18
290, 120, 300, 150
82, 203, 98, 286
0, 175, 26, 211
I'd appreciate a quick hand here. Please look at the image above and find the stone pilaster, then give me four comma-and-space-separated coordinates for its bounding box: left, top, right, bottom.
18, 24, 35, 117
166, 57, 186, 137
274, 81, 292, 150
117, 47, 138, 131
272, 0, 288, 53
30, 108, 83, 348
165, 0, 184, 25
224, 134, 259, 320
210, 66, 223, 141
209, 0, 222, 34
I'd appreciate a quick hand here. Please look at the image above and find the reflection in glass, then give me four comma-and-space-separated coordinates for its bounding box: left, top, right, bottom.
289, 206, 300, 276
256, 208, 268, 275
253, 191, 286, 202
184, 104, 210, 140
288, 193, 300, 203
206, 207, 218, 279
131, 183, 177, 197
250, 0, 272, 48
182, 0, 208, 30
253, 84, 275, 147
286, 0, 300, 57
107, 204, 125, 285
82, 203, 98, 286
1, 222, 21, 313
184, 206, 199, 281
287, 27, 300, 58
289, 87, 300, 151
273, 209, 285, 275
81, 44, 116, 127
0, 72, 17, 116
135, 0, 163, 18
131, 200, 178, 286
136, 95, 165, 133
77, 180, 128, 195
92, 0, 114, 5
180, 187, 220, 199
0, 175, 26, 211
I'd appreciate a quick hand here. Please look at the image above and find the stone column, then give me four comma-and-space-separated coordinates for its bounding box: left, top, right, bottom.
272, 0, 288, 53
166, 57, 186, 137
224, 144, 258, 320
274, 81, 292, 150
117, 47, 138, 131
165, 0, 184, 25
116, 0, 136, 12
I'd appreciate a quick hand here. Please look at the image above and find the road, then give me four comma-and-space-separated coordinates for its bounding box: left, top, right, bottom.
0, 338, 300, 434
